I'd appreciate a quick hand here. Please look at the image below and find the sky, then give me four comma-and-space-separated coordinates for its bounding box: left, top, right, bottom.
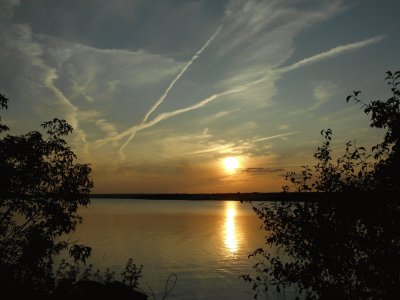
1, 0, 399, 193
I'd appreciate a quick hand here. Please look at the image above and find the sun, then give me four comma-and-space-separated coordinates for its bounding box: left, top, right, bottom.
223, 157, 240, 173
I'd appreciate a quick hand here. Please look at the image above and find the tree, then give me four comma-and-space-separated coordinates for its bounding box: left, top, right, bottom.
0, 94, 93, 294
242, 71, 400, 299
347, 71, 400, 191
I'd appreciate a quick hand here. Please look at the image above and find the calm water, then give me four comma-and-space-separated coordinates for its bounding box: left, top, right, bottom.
71, 199, 268, 299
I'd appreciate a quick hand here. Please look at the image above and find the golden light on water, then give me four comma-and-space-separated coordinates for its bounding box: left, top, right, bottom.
224, 202, 238, 253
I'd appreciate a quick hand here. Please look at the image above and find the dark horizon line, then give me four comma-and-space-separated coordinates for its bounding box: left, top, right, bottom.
90, 191, 400, 201
90, 192, 273, 201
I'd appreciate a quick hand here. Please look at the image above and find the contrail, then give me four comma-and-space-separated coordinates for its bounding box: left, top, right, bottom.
275, 35, 385, 74
118, 85, 246, 154
143, 25, 223, 123
93, 84, 247, 152
118, 25, 223, 160
95, 35, 384, 153
140, 85, 247, 130
253, 132, 298, 142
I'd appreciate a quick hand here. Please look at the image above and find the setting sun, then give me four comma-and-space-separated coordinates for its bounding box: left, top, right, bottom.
223, 157, 240, 173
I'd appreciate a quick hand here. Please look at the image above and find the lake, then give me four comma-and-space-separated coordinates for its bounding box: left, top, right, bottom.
71, 199, 269, 299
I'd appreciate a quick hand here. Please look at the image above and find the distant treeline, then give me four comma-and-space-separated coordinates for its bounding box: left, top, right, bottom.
90, 192, 399, 202
91, 192, 275, 201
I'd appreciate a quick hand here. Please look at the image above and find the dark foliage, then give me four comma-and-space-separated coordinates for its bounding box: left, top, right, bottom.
0, 95, 151, 299
0, 93, 9, 133
242, 71, 400, 299
0, 95, 93, 294
53, 258, 145, 299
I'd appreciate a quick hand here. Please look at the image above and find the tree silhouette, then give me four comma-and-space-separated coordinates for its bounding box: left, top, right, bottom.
0, 95, 93, 295
242, 71, 400, 299
348, 71, 400, 191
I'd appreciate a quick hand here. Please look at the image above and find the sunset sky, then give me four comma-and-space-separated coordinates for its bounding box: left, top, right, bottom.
1, 0, 399, 193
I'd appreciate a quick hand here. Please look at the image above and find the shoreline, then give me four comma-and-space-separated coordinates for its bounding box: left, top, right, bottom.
90, 192, 400, 202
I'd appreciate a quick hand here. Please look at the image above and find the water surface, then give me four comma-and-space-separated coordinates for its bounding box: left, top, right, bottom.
72, 199, 266, 299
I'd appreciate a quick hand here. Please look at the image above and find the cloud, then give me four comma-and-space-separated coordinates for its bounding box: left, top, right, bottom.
0, 0, 20, 20
192, 143, 236, 155
42, 39, 185, 103
275, 35, 386, 74
217, 0, 346, 82
95, 84, 248, 148
118, 25, 223, 160
95, 119, 118, 137
278, 124, 290, 130
161, 35, 386, 127
142, 25, 223, 123
312, 82, 335, 110
253, 132, 298, 142
287, 81, 338, 117
241, 167, 285, 175
198, 108, 240, 124
89, 0, 384, 166
4, 5, 385, 169
0, 20, 90, 156
1, 10, 187, 161
23, 33, 186, 154
96, 32, 384, 156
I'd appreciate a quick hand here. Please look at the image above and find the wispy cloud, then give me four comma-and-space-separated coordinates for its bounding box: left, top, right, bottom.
132, 85, 247, 133
275, 35, 386, 74
192, 143, 235, 155
175, 35, 387, 120
0, 21, 91, 159
142, 25, 222, 124
253, 132, 298, 142
118, 25, 223, 160
96, 35, 385, 157
95, 119, 118, 137
241, 167, 284, 175
198, 108, 240, 124
94, 85, 244, 149
288, 81, 338, 116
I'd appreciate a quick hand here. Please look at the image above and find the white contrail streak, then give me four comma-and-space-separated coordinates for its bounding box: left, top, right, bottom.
275, 35, 385, 74
140, 85, 247, 130
95, 35, 384, 153
119, 86, 246, 149
94, 85, 247, 151
253, 132, 298, 142
118, 25, 223, 160
143, 25, 223, 123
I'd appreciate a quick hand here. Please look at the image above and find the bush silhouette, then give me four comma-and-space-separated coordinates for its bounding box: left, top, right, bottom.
0, 93, 93, 293
242, 71, 400, 299
0, 94, 147, 299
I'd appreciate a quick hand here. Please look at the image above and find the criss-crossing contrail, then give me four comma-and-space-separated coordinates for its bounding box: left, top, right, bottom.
94, 85, 247, 151
143, 25, 223, 124
94, 35, 385, 156
116, 85, 246, 160
118, 25, 223, 160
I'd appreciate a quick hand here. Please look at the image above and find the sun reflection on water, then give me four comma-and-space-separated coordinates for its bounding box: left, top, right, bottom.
225, 202, 238, 254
